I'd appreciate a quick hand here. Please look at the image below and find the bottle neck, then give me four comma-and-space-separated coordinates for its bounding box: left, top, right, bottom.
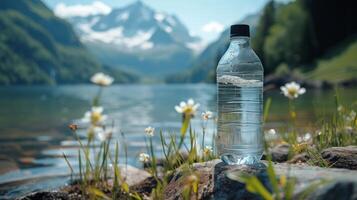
229, 36, 250, 48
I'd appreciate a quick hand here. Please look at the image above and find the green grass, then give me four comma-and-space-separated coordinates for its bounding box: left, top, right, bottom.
308, 38, 357, 83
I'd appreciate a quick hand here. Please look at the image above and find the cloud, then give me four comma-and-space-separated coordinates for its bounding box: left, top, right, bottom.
202, 21, 224, 33
54, 1, 112, 18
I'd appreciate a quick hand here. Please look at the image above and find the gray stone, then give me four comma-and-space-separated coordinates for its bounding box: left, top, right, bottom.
160, 159, 357, 200
0, 156, 18, 174
288, 153, 309, 164
118, 165, 151, 186
306, 181, 357, 200
270, 143, 290, 162
321, 146, 357, 170
17, 165, 151, 200
163, 160, 268, 200
18, 191, 71, 200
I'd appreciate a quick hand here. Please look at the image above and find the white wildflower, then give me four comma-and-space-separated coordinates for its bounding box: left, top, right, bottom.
201, 111, 213, 120
87, 126, 103, 137
267, 129, 276, 135
82, 106, 107, 125
175, 98, 200, 116
144, 126, 155, 137
265, 129, 278, 141
95, 127, 114, 141
280, 81, 306, 99
338, 105, 344, 112
90, 72, 114, 86
139, 153, 150, 163
297, 133, 312, 143
344, 110, 356, 122
296, 136, 303, 143
304, 132, 312, 141
203, 145, 213, 155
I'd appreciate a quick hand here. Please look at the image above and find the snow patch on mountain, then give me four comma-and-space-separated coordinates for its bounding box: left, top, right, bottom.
116, 12, 129, 21
54, 1, 112, 18
154, 13, 165, 22
79, 24, 154, 50
164, 26, 172, 33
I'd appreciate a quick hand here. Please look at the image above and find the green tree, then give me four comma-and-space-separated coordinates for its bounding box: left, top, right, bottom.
252, 0, 276, 72
263, 0, 317, 72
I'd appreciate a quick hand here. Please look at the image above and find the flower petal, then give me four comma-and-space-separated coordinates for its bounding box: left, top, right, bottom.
101, 115, 108, 122
193, 103, 200, 111
187, 98, 194, 106
179, 101, 186, 107
175, 106, 183, 113
298, 88, 306, 95
92, 106, 103, 113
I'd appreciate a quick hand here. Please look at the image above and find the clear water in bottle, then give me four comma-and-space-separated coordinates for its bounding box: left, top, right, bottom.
216, 24, 264, 165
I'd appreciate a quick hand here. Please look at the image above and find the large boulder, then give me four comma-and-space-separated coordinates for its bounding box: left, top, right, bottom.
321, 146, 357, 170
17, 165, 151, 200
270, 143, 290, 162
160, 159, 357, 200
118, 165, 151, 186
163, 160, 267, 200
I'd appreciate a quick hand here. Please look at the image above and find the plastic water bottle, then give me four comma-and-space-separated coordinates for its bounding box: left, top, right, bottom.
216, 24, 264, 165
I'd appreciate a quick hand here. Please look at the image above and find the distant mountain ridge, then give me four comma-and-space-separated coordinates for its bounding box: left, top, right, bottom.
166, 13, 260, 83
65, 1, 201, 77
0, 0, 137, 85
0, 0, 101, 84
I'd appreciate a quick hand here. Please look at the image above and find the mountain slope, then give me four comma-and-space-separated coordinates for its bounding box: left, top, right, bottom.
166, 13, 260, 83
308, 36, 357, 83
65, 1, 201, 77
0, 0, 101, 84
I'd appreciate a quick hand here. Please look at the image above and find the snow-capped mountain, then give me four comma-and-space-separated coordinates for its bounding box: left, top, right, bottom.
64, 1, 201, 76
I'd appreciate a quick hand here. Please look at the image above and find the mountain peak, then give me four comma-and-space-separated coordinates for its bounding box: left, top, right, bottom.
67, 1, 201, 51
126, 0, 151, 12
132, 0, 144, 6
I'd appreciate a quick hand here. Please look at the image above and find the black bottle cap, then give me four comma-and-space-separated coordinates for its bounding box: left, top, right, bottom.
230, 24, 250, 38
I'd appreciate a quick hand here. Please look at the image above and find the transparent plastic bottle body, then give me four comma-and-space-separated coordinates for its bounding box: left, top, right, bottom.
216, 36, 264, 165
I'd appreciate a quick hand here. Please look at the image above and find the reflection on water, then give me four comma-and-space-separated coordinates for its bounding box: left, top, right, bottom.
0, 84, 356, 198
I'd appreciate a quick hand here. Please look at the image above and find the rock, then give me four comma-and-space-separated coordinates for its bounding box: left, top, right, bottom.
254, 162, 357, 199
131, 176, 157, 197
270, 143, 290, 162
163, 160, 268, 200
321, 146, 357, 170
0, 155, 19, 174
306, 181, 357, 200
119, 165, 151, 186
17, 191, 71, 200
160, 159, 357, 200
262, 144, 290, 162
17, 165, 150, 200
341, 79, 357, 88
288, 153, 310, 164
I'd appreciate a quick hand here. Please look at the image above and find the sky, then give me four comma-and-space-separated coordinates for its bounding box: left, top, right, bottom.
43, 0, 271, 43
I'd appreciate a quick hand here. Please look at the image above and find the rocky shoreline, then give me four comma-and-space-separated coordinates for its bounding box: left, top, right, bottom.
18, 146, 357, 200
264, 74, 357, 90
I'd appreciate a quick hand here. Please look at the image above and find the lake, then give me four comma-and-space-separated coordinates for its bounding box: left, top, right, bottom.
0, 84, 356, 198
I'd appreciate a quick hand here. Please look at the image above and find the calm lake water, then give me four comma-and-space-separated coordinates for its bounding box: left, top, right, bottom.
0, 84, 356, 198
